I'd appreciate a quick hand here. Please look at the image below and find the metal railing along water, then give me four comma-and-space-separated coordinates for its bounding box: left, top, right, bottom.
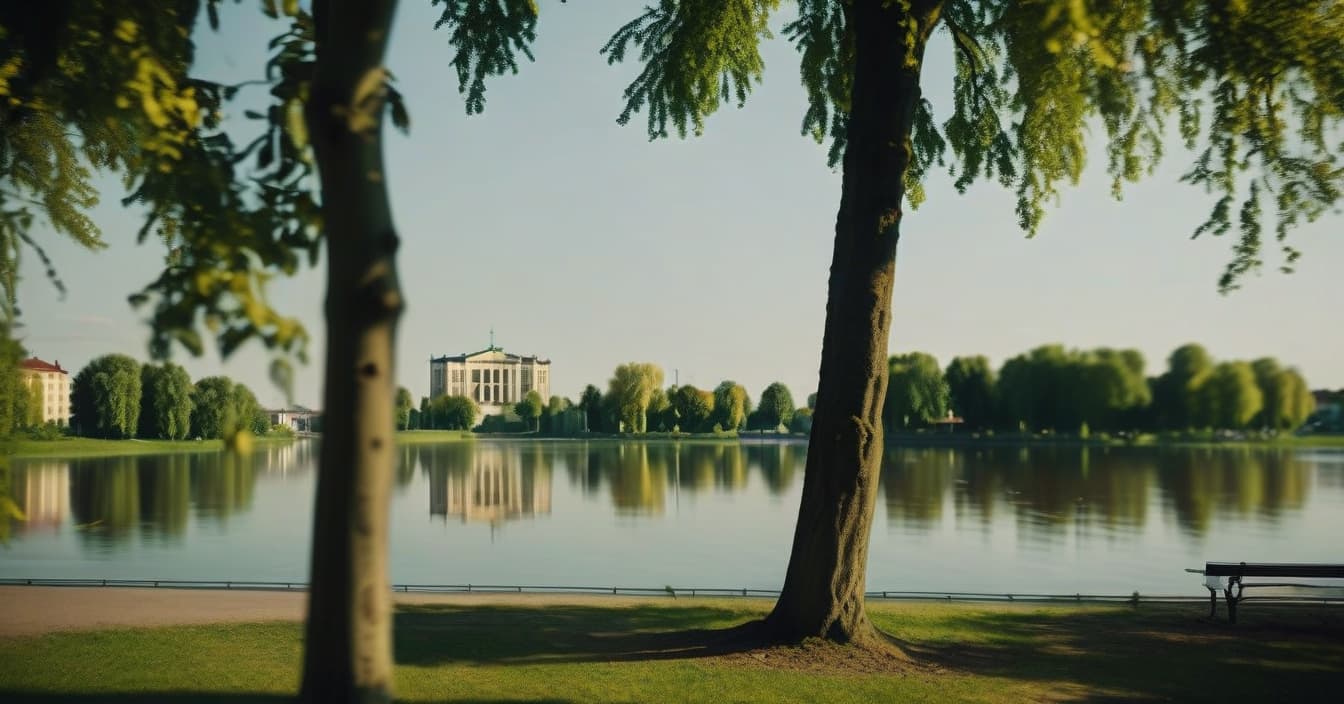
2, 577, 1341, 606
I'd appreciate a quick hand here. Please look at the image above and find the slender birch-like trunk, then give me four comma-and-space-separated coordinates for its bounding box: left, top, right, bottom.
299, 1, 403, 701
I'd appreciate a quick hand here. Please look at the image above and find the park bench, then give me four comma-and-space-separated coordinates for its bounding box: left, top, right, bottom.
1197, 562, 1344, 623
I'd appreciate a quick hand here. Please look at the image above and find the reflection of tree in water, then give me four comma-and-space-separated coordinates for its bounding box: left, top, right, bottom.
608, 443, 667, 515
881, 449, 956, 528
747, 442, 802, 495
885, 447, 1163, 539
425, 442, 551, 525
137, 454, 190, 540
70, 457, 141, 542
1158, 449, 1310, 536
191, 452, 256, 523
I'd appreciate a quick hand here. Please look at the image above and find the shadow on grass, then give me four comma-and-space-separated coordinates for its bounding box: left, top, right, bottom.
394, 602, 767, 666
880, 603, 1344, 701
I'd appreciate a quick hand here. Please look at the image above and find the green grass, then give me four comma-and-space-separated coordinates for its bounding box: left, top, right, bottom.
10, 436, 297, 459
394, 430, 476, 444
2, 599, 1341, 702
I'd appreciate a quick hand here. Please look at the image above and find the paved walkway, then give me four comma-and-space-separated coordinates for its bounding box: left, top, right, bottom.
0, 586, 684, 637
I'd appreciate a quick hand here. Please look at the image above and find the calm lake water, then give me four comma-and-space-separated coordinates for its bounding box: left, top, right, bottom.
4, 440, 1343, 596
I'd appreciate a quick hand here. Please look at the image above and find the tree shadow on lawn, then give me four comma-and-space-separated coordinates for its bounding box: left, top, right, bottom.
395, 601, 1344, 700
882, 603, 1344, 701
394, 602, 769, 667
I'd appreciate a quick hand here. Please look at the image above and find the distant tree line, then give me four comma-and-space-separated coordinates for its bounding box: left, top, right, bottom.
55, 354, 278, 441
394, 344, 1322, 438
886, 343, 1317, 435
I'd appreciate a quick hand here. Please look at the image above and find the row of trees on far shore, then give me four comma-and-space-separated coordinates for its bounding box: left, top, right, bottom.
888, 343, 1316, 434
20, 354, 278, 441
395, 344, 1319, 437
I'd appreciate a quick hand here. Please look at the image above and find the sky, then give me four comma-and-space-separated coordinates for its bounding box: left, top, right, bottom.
14, 3, 1343, 410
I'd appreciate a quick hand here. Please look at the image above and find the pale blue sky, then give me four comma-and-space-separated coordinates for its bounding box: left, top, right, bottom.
14, 3, 1342, 409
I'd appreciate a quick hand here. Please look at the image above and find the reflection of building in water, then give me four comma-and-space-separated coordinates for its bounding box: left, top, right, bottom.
429, 447, 551, 524
15, 462, 69, 532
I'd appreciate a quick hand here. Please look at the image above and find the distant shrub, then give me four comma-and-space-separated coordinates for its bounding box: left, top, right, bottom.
269, 423, 296, 438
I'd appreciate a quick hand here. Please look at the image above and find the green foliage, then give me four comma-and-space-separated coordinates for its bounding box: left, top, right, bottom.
269, 422, 296, 438
418, 396, 431, 430
606, 1, 1344, 291
514, 389, 543, 431
1251, 359, 1315, 431
231, 383, 268, 436
394, 386, 414, 431
602, 0, 780, 139
886, 352, 950, 429
139, 362, 193, 440
607, 363, 664, 433
671, 384, 715, 432
1199, 361, 1263, 430
579, 384, 603, 432
998, 345, 1148, 433
189, 376, 234, 440
1151, 344, 1215, 430
789, 406, 814, 434
431, 0, 540, 115
756, 382, 795, 429
712, 380, 749, 431
945, 356, 995, 430
71, 354, 141, 438
0, 332, 23, 438
430, 394, 478, 431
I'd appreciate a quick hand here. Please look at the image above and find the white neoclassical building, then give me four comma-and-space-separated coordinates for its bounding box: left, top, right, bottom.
429, 336, 550, 417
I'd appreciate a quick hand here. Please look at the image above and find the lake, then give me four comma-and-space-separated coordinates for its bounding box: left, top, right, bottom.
4, 439, 1343, 596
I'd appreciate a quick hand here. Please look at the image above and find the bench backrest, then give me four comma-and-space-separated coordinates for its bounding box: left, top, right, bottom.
1205, 562, 1344, 579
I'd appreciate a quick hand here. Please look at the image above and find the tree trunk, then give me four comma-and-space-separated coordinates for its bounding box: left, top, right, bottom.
765, 0, 942, 644
299, 1, 403, 702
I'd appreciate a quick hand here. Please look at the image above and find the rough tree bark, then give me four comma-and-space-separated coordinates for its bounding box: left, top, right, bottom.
299, 1, 403, 702
765, 0, 944, 645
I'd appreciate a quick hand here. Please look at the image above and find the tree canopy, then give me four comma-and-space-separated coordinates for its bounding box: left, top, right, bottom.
71, 354, 141, 438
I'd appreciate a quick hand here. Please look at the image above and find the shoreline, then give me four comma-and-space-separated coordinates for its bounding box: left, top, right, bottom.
10, 431, 1344, 460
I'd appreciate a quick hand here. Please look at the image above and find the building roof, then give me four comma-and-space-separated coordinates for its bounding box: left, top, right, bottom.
431, 347, 550, 364
20, 357, 67, 374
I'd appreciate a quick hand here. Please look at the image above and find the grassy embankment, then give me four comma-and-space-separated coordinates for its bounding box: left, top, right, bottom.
1, 599, 1341, 702
8, 435, 301, 459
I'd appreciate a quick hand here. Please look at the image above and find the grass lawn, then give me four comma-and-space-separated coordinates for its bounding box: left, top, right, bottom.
2, 599, 1341, 702
394, 430, 476, 444
8, 436, 298, 459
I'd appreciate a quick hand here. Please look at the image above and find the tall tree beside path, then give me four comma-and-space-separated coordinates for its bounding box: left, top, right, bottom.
71, 354, 142, 438
605, 0, 1344, 645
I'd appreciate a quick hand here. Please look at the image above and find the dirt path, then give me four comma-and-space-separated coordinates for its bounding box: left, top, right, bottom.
0, 586, 710, 637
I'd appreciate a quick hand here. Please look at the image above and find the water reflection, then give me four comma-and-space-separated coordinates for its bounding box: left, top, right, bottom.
10, 449, 266, 547
877, 446, 1312, 540
2, 440, 1333, 553
426, 443, 551, 524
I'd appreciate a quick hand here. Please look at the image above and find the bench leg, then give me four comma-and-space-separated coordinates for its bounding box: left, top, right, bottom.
1223, 586, 1238, 624
1207, 588, 1218, 618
